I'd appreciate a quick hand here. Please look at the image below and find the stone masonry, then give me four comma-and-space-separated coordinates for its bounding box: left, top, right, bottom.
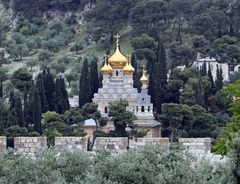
94, 137, 128, 154
0, 136, 6, 154
55, 137, 87, 151
14, 137, 47, 155
179, 138, 211, 155
130, 138, 169, 150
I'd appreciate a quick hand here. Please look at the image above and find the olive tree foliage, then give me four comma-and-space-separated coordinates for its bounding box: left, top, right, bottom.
0, 145, 235, 184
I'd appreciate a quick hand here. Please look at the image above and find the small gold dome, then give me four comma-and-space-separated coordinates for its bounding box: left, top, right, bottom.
108, 34, 128, 68
140, 71, 148, 85
101, 62, 112, 75
123, 56, 135, 74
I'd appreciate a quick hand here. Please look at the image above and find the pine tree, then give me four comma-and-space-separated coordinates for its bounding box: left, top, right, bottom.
154, 41, 168, 113
79, 59, 91, 107
89, 60, 99, 99
33, 86, 42, 134
132, 54, 141, 92
216, 65, 223, 91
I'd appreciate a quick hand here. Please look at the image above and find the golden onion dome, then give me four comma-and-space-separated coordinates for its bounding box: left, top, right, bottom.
123, 56, 135, 74
140, 70, 149, 85
108, 34, 128, 68
101, 56, 112, 75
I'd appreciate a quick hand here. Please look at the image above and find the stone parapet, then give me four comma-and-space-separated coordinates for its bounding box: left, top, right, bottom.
55, 137, 87, 151
14, 137, 47, 155
94, 137, 128, 154
179, 138, 211, 154
130, 138, 169, 150
0, 136, 6, 154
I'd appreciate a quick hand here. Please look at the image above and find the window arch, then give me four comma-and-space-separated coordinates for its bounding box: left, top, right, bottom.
141, 106, 145, 112
116, 70, 119, 76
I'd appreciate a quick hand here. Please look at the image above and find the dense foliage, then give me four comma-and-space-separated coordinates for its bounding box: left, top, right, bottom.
0, 145, 237, 184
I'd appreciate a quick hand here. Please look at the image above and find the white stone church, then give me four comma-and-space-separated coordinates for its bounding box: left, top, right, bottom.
90, 34, 161, 138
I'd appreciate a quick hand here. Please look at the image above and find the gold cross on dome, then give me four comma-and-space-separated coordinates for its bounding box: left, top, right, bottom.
114, 34, 120, 45
142, 64, 146, 71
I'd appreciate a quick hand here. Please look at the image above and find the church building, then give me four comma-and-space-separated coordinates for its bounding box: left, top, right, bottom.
92, 34, 161, 138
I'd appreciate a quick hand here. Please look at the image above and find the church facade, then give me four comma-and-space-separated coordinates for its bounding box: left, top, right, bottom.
92, 35, 161, 138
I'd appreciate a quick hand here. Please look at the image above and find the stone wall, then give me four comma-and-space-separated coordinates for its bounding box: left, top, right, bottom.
0, 136, 6, 154
130, 138, 169, 150
179, 138, 211, 155
14, 137, 47, 155
55, 137, 87, 151
94, 137, 128, 154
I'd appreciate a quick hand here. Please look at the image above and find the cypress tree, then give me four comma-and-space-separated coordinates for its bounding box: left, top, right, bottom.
60, 77, 70, 112
216, 65, 223, 91
207, 63, 216, 95
33, 86, 42, 134
36, 74, 48, 113
200, 62, 207, 76
44, 68, 55, 111
0, 80, 2, 98
89, 60, 99, 99
23, 87, 29, 126
11, 95, 24, 127
79, 59, 91, 107
132, 53, 141, 92
154, 41, 168, 113
53, 77, 64, 114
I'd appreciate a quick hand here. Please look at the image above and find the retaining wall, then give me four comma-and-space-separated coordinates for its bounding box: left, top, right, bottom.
55, 137, 87, 151
178, 138, 211, 154
14, 137, 47, 155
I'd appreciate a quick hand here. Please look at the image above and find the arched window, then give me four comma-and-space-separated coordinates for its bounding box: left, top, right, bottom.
136, 106, 138, 112
142, 98, 144, 101
116, 70, 119, 76
104, 107, 108, 113
148, 106, 150, 112
141, 106, 145, 112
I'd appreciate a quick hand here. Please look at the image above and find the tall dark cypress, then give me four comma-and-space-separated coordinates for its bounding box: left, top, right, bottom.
79, 59, 91, 107
154, 41, 168, 113
60, 77, 70, 112
36, 74, 48, 113
44, 68, 55, 111
53, 77, 64, 114
132, 53, 141, 92
200, 62, 207, 76
89, 60, 99, 99
216, 65, 223, 91
33, 86, 42, 134
23, 87, 29, 126
0, 80, 2, 98
12, 95, 24, 127
207, 63, 216, 95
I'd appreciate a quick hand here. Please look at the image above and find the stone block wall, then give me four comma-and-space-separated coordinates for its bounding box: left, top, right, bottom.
14, 137, 47, 155
55, 137, 87, 151
94, 137, 128, 154
131, 138, 169, 150
179, 138, 211, 155
0, 136, 6, 154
